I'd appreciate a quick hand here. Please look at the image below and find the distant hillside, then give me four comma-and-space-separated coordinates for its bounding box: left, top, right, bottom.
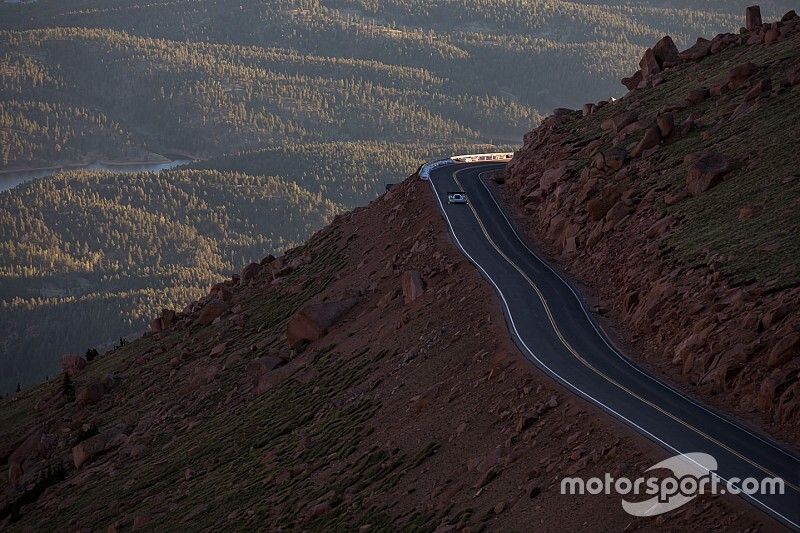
1, 1, 797, 171
0, 141, 491, 393
0, 26, 536, 170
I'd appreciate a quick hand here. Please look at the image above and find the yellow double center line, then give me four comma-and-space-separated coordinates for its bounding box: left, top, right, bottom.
452, 167, 799, 492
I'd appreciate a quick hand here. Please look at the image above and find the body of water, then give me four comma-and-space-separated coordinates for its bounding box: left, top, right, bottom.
0, 160, 191, 193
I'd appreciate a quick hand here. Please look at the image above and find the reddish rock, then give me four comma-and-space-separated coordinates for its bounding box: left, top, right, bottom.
656, 113, 675, 139
758, 376, 780, 410
631, 127, 661, 158
653, 35, 680, 67
552, 107, 575, 117
401, 271, 426, 304
72, 434, 107, 468
679, 38, 712, 61
161, 308, 176, 325
149, 318, 163, 333
211, 283, 233, 301
744, 78, 772, 101
685, 87, 709, 105
726, 62, 758, 89
746, 5, 762, 31
241, 262, 262, 282
709, 82, 730, 97
197, 299, 228, 326
490, 171, 506, 184
62, 354, 87, 376
686, 152, 733, 196
209, 342, 227, 358
187, 364, 220, 391
764, 28, 781, 44
617, 119, 645, 138
8, 428, 46, 486
586, 187, 621, 221
768, 332, 800, 367
621, 70, 643, 91
639, 48, 660, 77
245, 355, 286, 386
582, 103, 594, 116
780, 69, 800, 88
78, 381, 108, 406
286, 298, 359, 349
540, 165, 568, 190
611, 111, 638, 133
746, 32, 763, 46
603, 148, 627, 171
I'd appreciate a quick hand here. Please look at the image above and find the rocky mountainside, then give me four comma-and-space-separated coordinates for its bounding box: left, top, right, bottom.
500, 6, 800, 445
0, 177, 770, 529
1, 5, 798, 530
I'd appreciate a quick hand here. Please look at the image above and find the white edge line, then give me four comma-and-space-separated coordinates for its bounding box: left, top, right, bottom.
425, 167, 799, 530
473, 168, 800, 464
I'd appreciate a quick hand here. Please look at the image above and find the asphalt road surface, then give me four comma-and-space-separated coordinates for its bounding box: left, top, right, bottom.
427, 162, 800, 529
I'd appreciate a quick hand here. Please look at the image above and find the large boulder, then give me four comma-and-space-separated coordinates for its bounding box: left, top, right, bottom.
639, 48, 660, 77
653, 36, 680, 67
621, 70, 643, 91
685, 87, 709, 105
746, 5, 762, 31
240, 262, 262, 282
62, 354, 87, 376
286, 298, 359, 349
614, 112, 639, 133
631, 127, 661, 158
726, 62, 758, 90
245, 355, 287, 387
78, 380, 109, 406
8, 428, 47, 486
150, 308, 177, 333
149, 317, 163, 333
657, 113, 675, 138
197, 298, 228, 326
679, 38, 712, 62
539, 165, 569, 190
768, 331, 800, 368
586, 187, 621, 221
72, 434, 108, 469
603, 148, 628, 171
401, 271, 426, 304
686, 152, 733, 196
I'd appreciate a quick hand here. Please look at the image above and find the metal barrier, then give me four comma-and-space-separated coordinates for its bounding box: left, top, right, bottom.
450, 152, 513, 163
419, 152, 513, 181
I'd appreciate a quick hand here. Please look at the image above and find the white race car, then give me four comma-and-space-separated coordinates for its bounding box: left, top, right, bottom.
447, 192, 468, 204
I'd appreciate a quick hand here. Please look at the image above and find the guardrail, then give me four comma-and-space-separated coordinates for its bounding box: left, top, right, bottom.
450, 152, 513, 163
419, 152, 512, 180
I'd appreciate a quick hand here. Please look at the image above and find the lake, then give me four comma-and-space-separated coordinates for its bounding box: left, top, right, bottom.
0, 160, 191, 193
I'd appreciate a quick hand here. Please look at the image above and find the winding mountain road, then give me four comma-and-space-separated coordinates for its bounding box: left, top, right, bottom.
426, 162, 800, 529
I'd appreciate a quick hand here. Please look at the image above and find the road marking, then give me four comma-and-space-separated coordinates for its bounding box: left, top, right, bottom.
473, 168, 800, 465
451, 167, 800, 493
424, 166, 799, 529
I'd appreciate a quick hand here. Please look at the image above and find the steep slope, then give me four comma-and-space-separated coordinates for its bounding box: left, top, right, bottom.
499, 9, 800, 444
0, 140, 495, 394
0, 177, 770, 530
